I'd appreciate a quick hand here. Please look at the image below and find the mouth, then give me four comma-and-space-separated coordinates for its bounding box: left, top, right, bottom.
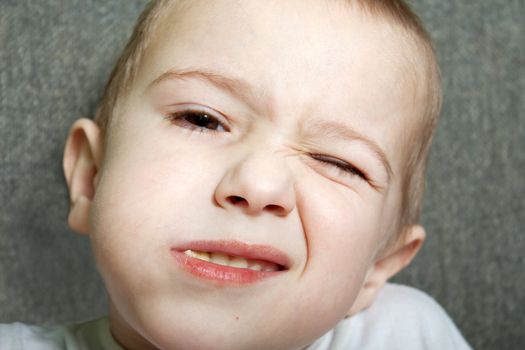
183, 249, 284, 272
171, 240, 289, 284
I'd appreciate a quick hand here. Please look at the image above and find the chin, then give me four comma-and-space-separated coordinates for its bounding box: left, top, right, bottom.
114, 304, 323, 350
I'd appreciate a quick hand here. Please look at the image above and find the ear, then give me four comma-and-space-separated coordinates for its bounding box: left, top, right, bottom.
348, 225, 426, 316
63, 118, 103, 235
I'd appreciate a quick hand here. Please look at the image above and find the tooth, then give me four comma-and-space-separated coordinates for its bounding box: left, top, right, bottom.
184, 250, 210, 262
195, 251, 211, 262
210, 253, 230, 266
259, 260, 279, 272
229, 257, 249, 268
248, 263, 262, 271
184, 250, 197, 258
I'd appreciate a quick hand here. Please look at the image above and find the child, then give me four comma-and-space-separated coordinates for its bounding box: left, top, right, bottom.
1, 0, 471, 349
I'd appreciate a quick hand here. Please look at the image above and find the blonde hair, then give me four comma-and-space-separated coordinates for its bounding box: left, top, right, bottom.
94, 0, 442, 244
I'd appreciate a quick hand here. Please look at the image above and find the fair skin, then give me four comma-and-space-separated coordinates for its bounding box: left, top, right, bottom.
63, 1, 427, 349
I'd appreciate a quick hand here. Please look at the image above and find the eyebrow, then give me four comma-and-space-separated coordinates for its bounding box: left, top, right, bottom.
303, 118, 394, 182
149, 68, 257, 105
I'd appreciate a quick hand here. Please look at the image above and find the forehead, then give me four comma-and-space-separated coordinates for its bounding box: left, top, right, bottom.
145, 0, 416, 93
135, 0, 425, 171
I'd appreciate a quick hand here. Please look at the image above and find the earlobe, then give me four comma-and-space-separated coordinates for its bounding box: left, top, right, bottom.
63, 118, 103, 235
348, 225, 426, 316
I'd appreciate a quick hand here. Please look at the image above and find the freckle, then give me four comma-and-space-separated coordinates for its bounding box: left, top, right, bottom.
235, 316, 240, 320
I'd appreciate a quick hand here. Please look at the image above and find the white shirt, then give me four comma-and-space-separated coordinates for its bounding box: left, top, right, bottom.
307, 284, 471, 350
0, 284, 471, 349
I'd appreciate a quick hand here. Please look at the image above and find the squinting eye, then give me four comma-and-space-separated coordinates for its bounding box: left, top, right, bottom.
166, 110, 229, 132
309, 153, 368, 181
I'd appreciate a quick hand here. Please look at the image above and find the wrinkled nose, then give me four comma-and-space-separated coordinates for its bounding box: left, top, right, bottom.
214, 151, 296, 217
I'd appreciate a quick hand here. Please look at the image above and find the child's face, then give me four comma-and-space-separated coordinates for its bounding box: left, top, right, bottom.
73, 1, 426, 349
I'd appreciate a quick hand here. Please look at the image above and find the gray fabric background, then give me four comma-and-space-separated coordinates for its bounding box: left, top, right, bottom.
0, 1, 523, 349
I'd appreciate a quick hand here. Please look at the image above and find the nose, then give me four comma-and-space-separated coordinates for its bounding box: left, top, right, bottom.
214, 151, 296, 217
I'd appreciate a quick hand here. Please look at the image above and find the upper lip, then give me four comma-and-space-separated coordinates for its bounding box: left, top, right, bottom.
172, 240, 291, 269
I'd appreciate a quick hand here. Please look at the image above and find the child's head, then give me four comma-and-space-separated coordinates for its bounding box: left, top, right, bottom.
63, 0, 441, 349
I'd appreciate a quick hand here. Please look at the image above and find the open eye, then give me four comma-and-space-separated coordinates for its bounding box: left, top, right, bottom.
309, 153, 368, 181
165, 109, 230, 133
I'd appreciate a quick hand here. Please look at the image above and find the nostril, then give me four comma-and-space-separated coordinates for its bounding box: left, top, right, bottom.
223, 196, 288, 216
264, 204, 282, 213
227, 196, 247, 205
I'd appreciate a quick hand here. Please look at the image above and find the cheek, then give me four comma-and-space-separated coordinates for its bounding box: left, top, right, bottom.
271, 178, 387, 335
88, 134, 219, 295
94, 123, 218, 235
301, 180, 384, 261
296, 177, 385, 293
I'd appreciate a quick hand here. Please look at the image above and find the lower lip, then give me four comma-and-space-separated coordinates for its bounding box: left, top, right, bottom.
171, 250, 284, 284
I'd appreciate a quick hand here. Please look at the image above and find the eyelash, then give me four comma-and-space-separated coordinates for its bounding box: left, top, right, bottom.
164, 110, 366, 181
165, 109, 230, 133
309, 153, 368, 181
